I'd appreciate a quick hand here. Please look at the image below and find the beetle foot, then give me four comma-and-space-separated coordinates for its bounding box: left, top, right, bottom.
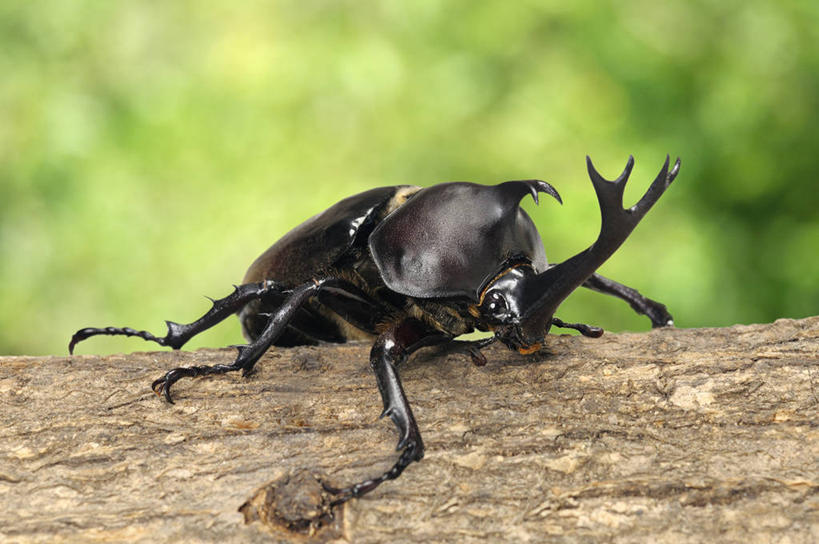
68, 281, 286, 354
551, 317, 604, 338
69, 325, 171, 354
151, 363, 241, 403
645, 302, 674, 328
151, 368, 187, 403
321, 438, 423, 507
582, 273, 674, 329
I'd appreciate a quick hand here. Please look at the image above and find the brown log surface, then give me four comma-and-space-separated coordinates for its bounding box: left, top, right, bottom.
2, 318, 818, 543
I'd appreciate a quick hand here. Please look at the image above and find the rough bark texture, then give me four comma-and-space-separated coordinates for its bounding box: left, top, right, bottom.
2, 318, 818, 543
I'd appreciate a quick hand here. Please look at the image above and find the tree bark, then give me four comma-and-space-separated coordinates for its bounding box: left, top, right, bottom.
2, 318, 817, 543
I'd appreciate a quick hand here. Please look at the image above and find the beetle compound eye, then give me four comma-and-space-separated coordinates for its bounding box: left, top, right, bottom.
484, 291, 509, 317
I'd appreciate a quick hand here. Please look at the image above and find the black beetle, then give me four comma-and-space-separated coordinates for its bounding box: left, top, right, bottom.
70, 155, 680, 506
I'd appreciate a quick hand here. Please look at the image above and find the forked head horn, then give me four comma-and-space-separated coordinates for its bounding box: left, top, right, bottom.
513, 155, 681, 345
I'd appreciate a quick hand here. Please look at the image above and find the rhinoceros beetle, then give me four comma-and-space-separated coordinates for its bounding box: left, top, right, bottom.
70, 155, 680, 506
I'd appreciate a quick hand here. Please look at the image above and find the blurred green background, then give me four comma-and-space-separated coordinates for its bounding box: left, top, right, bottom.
2, 0, 818, 356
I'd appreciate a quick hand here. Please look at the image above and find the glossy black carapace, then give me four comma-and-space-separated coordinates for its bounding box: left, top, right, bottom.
70, 155, 681, 507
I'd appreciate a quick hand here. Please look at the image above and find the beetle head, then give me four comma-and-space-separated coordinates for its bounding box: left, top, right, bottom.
477, 155, 682, 354
478, 266, 555, 354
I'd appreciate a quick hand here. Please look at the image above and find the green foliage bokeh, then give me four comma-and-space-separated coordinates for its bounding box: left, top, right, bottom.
2, 0, 818, 355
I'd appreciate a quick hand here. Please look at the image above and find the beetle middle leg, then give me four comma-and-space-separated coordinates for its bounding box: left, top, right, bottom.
582, 273, 674, 327
322, 318, 434, 506
151, 279, 336, 403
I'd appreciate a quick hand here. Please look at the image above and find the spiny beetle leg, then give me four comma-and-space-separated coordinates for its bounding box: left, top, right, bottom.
68, 280, 287, 354
323, 319, 429, 506
151, 279, 334, 403
551, 317, 604, 338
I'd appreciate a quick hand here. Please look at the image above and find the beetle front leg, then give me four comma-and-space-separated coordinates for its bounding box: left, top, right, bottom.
323, 319, 430, 506
152, 279, 334, 403
436, 336, 496, 366
583, 273, 673, 327
69, 280, 287, 354
551, 317, 604, 337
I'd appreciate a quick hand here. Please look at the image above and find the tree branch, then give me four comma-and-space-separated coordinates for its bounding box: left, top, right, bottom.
2, 317, 817, 542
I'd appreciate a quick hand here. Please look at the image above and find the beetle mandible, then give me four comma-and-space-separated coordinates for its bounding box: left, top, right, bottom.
70, 155, 681, 506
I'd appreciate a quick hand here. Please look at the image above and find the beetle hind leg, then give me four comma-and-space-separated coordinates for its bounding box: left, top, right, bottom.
68, 281, 288, 354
